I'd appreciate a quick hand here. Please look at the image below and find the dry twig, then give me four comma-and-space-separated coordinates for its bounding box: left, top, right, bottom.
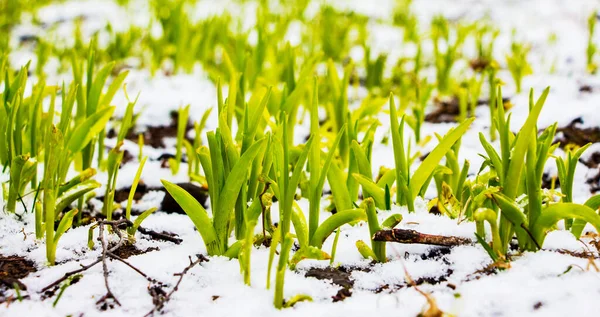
40, 219, 155, 310
373, 229, 472, 247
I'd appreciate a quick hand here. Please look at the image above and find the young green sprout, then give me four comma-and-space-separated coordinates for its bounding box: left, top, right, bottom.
505, 38, 532, 93
388, 93, 474, 212
169, 105, 190, 175
124, 157, 157, 236
477, 86, 600, 255
587, 11, 598, 74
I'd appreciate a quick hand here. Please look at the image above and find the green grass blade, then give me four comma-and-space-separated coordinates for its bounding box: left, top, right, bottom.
410, 118, 474, 198
310, 208, 366, 248
67, 106, 115, 153
161, 179, 220, 255
533, 203, 600, 247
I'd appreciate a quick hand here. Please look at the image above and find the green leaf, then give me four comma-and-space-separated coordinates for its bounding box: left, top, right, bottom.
161, 179, 221, 255
213, 139, 266, 247
55, 180, 101, 216
126, 157, 147, 221
381, 214, 403, 229
310, 208, 366, 248
504, 87, 549, 199
327, 162, 353, 212
54, 209, 79, 245
99, 70, 128, 108
129, 207, 158, 235
356, 240, 378, 260
316, 125, 347, 194
67, 106, 115, 153
410, 118, 474, 198
292, 202, 309, 249
533, 203, 600, 247
87, 62, 115, 116
353, 173, 386, 209
572, 194, 600, 237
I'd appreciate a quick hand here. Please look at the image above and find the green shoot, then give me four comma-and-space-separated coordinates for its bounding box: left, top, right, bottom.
169, 105, 190, 175
389, 94, 474, 211
505, 38, 532, 93
587, 11, 598, 74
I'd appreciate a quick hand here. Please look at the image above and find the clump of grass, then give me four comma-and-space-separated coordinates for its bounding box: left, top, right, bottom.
1, 64, 43, 213
505, 37, 532, 93
39, 88, 107, 264
388, 94, 474, 212
476, 87, 600, 257
431, 16, 470, 95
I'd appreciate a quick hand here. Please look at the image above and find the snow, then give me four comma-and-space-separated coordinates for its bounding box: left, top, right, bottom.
2, 0, 600, 316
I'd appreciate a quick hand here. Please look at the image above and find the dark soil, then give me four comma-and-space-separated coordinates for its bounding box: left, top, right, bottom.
541, 173, 560, 190
556, 118, 600, 147
159, 182, 209, 214
101, 182, 209, 215
0, 255, 37, 293
114, 110, 194, 149
413, 270, 452, 286
469, 58, 491, 72
587, 172, 600, 194
374, 269, 454, 294
109, 243, 159, 259
425, 96, 510, 123
420, 247, 452, 261
304, 266, 369, 302
582, 152, 600, 169
305, 267, 355, 290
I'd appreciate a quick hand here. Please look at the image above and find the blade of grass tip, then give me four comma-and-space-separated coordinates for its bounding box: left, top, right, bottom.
67, 106, 115, 154
389, 94, 407, 205
87, 62, 115, 116
410, 118, 474, 198
54, 209, 79, 246
130, 207, 158, 235
504, 87, 549, 200
353, 173, 386, 209
327, 162, 354, 212
126, 157, 148, 221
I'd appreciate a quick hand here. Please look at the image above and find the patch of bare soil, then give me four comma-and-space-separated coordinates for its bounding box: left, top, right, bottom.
0, 255, 37, 303
556, 118, 600, 148
304, 266, 370, 302
108, 110, 193, 149
109, 243, 159, 259
425, 96, 510, 123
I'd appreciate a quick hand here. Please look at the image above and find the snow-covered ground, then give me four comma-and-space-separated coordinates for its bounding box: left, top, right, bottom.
2, 0, 600, 316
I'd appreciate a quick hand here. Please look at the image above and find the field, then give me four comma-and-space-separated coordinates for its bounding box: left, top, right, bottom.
1, 0, 600, 316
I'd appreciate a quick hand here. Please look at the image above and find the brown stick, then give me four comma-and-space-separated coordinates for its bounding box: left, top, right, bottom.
372, 229, 472, 247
